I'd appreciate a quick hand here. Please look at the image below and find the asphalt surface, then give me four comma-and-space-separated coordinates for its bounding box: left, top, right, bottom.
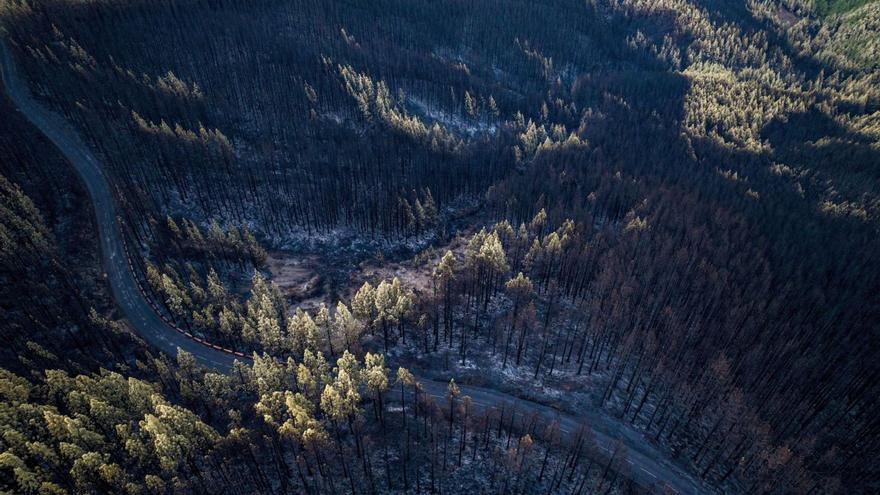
0, 41, 238, 371
1, 40, 708, 494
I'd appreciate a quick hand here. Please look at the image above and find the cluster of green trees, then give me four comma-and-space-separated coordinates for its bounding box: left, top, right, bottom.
337, 64, 461, 152
0, 366, 221, 494
158, 216, 266, 265
1, 349, 648, 495
142, 257, 418, 361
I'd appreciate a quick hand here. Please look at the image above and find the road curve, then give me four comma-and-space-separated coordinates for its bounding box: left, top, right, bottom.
0, 40, 708, 495
0, 41, 239, 372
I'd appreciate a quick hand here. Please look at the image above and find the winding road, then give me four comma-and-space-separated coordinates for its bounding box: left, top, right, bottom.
0, 40, 708, 495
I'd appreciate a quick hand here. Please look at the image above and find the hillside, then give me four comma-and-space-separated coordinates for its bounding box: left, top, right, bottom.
1, 0, 878, 493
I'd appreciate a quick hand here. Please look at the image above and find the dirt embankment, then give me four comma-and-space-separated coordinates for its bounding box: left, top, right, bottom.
265, 232, 474, 313
265, 253, 323, 305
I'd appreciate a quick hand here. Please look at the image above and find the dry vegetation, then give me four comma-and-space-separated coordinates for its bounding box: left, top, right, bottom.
1, 0, 879, 493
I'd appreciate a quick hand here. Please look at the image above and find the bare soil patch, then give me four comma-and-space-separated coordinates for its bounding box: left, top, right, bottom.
265, 252, 323, 300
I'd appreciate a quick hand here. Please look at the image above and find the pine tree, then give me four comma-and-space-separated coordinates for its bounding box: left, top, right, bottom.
333, 302, 363, 352
464, 91, 477, 119
314, 303, 335, 358
352, 282, 377, 335
433, 250, 458, 350
373, 278, 411, 352
364, 353, 389, 425
446, 379, 460, 438
503, 272, 533, 368
288, 309, 320, 357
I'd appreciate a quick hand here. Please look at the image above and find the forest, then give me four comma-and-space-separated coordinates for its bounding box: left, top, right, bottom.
1, 0, 879, 493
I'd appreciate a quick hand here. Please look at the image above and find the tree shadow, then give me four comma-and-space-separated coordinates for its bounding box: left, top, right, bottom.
763, 108, 880, 189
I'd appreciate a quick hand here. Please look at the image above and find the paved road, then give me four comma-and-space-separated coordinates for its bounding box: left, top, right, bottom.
0, 40, 708, 495
0, 41, 238, 371
416, 379, 708, 494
